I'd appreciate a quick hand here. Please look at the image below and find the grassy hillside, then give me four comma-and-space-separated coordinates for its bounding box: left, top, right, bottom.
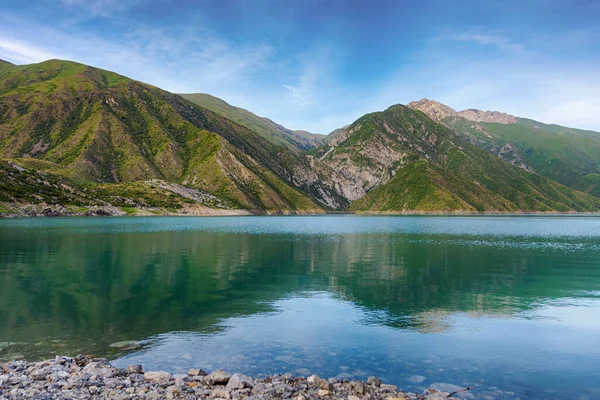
0, 59, 330, 213
476, 119, 600, 196
405, 99, 600, 198
179, 93, 325, 151
2, 59, 598, 214
318, 105, 600, 212
0, 159, 242, 216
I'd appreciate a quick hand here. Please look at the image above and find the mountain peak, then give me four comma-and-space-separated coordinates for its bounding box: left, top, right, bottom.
407, 99, 517, 125
406, 99, 458, 122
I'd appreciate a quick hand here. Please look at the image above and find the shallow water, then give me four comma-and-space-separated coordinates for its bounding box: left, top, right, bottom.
1, 215, 599, 399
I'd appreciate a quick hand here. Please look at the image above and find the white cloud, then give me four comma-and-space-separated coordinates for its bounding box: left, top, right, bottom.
0, 16, 274, 97
281, 61, 325, 110
452, 32, 526, 53
283, 85, 306, 101
60, 0, 139, 16
0, 38, 59, 64
0, 12, 598, 134
370, 40, 600, 131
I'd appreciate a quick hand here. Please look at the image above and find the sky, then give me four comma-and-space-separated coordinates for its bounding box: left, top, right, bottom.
0, 0, 599, 133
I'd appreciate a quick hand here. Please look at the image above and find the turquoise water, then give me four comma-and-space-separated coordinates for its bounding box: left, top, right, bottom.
1, 216, 599, 399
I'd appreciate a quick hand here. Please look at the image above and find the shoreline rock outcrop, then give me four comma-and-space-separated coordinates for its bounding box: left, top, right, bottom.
0, 355, 463, 399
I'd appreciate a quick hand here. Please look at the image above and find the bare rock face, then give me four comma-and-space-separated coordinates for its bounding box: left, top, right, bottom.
406, 99, 458, 122
458, 109, 517, 124
407, 99, 517, 125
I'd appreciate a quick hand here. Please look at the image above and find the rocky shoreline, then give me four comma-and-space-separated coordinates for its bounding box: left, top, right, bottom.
0, 356, 466, 399
2, 203, 598, 219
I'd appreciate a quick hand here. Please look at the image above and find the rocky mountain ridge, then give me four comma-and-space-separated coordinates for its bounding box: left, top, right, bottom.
312, 104, 600, 212
407, 99, 517, 124
407, 99, 600, 197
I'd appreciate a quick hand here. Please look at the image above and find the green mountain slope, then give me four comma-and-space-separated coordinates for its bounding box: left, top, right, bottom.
179, 93, 325, 151
316, 104, 600, 212
2, 59, 598, 215
0, 59, 339, 213
408, 99, 600, 197
0, 159, 246, 216
474, 119, 600, 197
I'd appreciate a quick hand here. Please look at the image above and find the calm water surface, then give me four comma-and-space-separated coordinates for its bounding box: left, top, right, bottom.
1, 216, 599, 399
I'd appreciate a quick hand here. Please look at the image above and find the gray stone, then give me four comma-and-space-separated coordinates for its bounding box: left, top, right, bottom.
423, 388, 449, 400
319, 379, 334, 390
126, 364, 144, 374
188, 368, 206, 376
368, 376, 382, 386
81, 360, 116, 378
380, 383, 398, 392
0, 355, 465, 400
351, 381, 366, 394
129, 373, 144, 382
29, 368, 50, 381
227, 373, 254, 389
144, 370, 172, 384
212, 387, 232, 399
109, 340, 143, 349
48, 370, 70, 382
205, 369, 232, 385
165, 385, 181, 399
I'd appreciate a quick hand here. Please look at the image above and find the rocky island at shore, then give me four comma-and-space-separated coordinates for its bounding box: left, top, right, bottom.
0, 355, 468, 399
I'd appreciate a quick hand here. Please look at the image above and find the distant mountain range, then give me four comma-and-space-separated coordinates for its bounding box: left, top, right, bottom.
1, 59, 599, 215
179, 93, 326, 152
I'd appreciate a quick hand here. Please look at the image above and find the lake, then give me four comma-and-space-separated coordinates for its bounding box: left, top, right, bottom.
1, 215, 599, 399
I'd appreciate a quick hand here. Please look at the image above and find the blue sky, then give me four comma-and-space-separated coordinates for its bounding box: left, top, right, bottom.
0, 0, 599, 133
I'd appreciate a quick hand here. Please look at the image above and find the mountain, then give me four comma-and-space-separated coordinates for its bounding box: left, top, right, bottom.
1, 58, 599, 215
179, 93, 325, 151
313, 104, 600, 212
0, 159, 255, 216
408, 99, 600, 197
0, 59, 349, 214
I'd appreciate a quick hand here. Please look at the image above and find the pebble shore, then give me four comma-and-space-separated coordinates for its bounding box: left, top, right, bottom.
0, 355, 463, 399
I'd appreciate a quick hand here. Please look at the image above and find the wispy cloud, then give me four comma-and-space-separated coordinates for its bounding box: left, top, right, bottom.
0, 1, 599, 133
0, 16, 274, 96
283, 85, 306, 101
371, 36, 600, 131
60, 0, 139, 16
282, 60, 326, 110
448, 31, 526, 53
0, 37, 59, 64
